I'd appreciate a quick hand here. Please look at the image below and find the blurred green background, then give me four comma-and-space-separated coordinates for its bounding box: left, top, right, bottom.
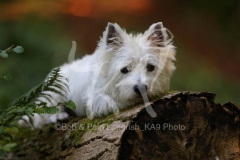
0, 0, 239, 112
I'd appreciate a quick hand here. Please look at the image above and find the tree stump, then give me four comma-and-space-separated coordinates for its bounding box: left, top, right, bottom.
13, 92, 240, 160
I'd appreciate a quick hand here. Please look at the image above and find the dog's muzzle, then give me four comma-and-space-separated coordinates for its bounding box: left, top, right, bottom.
133, 84, 147, 95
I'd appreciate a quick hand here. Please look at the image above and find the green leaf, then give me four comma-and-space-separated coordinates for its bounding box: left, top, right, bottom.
16, 107, 26, 113
0, 143, 17, 151
1, 132, 13, 141
12, 46, 24, 54
34, 107, 44, 114
44, 106, 59, 114
35, 106, 59, 114
25, 105, 35, 116
65, 100, 76, 110
0, 51, 8, 58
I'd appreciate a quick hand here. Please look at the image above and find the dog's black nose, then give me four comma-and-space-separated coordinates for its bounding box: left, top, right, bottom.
133, 84, 147, 95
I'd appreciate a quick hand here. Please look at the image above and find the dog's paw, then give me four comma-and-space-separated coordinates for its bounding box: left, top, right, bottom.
86, 93, 119, 118
86, 108, 94, 119
18, 115, 31, 127
49, 112, 69, 123
18, 112, 69, 129
18, 113, 46, 129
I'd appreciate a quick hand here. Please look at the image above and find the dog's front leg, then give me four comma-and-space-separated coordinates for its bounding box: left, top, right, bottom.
86, 92, 119, 119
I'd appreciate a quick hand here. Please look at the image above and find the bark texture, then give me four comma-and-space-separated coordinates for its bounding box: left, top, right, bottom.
13, 92, 240, 160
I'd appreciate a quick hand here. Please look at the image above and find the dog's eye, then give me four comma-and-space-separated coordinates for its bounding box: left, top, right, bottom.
120, 67, 129, 74
147, 64, 155, 72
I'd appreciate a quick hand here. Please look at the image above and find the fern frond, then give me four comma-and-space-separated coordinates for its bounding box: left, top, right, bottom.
51, 82, 69, 93
47, 87, 65, 97
37, 93, 54, 104
11, 68, 69, 106
0, 68, 70, 127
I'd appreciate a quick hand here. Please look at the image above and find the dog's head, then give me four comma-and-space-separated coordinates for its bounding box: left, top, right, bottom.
96, 22, 176, 106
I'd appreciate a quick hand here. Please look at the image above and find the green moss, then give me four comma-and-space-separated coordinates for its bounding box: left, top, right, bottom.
70, 114, 116, 146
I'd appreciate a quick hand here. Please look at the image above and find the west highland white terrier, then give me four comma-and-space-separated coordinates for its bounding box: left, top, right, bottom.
19, 22, 176, 128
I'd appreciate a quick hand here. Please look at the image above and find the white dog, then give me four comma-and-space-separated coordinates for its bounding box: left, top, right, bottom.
19, 22, 176, 128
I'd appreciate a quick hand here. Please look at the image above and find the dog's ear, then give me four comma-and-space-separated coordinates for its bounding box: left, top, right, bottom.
146, 22, 167, 47
105, 23, 123, 48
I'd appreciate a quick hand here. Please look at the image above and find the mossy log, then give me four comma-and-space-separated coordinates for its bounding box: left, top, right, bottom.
12, 92, 240, 160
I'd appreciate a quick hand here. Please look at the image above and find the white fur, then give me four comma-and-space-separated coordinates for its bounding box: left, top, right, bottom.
19, 22, 176, 128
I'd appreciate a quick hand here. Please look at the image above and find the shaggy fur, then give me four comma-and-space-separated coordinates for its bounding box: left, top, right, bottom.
19, 22, 176, 128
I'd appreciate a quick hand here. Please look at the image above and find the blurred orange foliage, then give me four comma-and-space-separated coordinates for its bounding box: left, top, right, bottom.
1, 0, 152, 20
